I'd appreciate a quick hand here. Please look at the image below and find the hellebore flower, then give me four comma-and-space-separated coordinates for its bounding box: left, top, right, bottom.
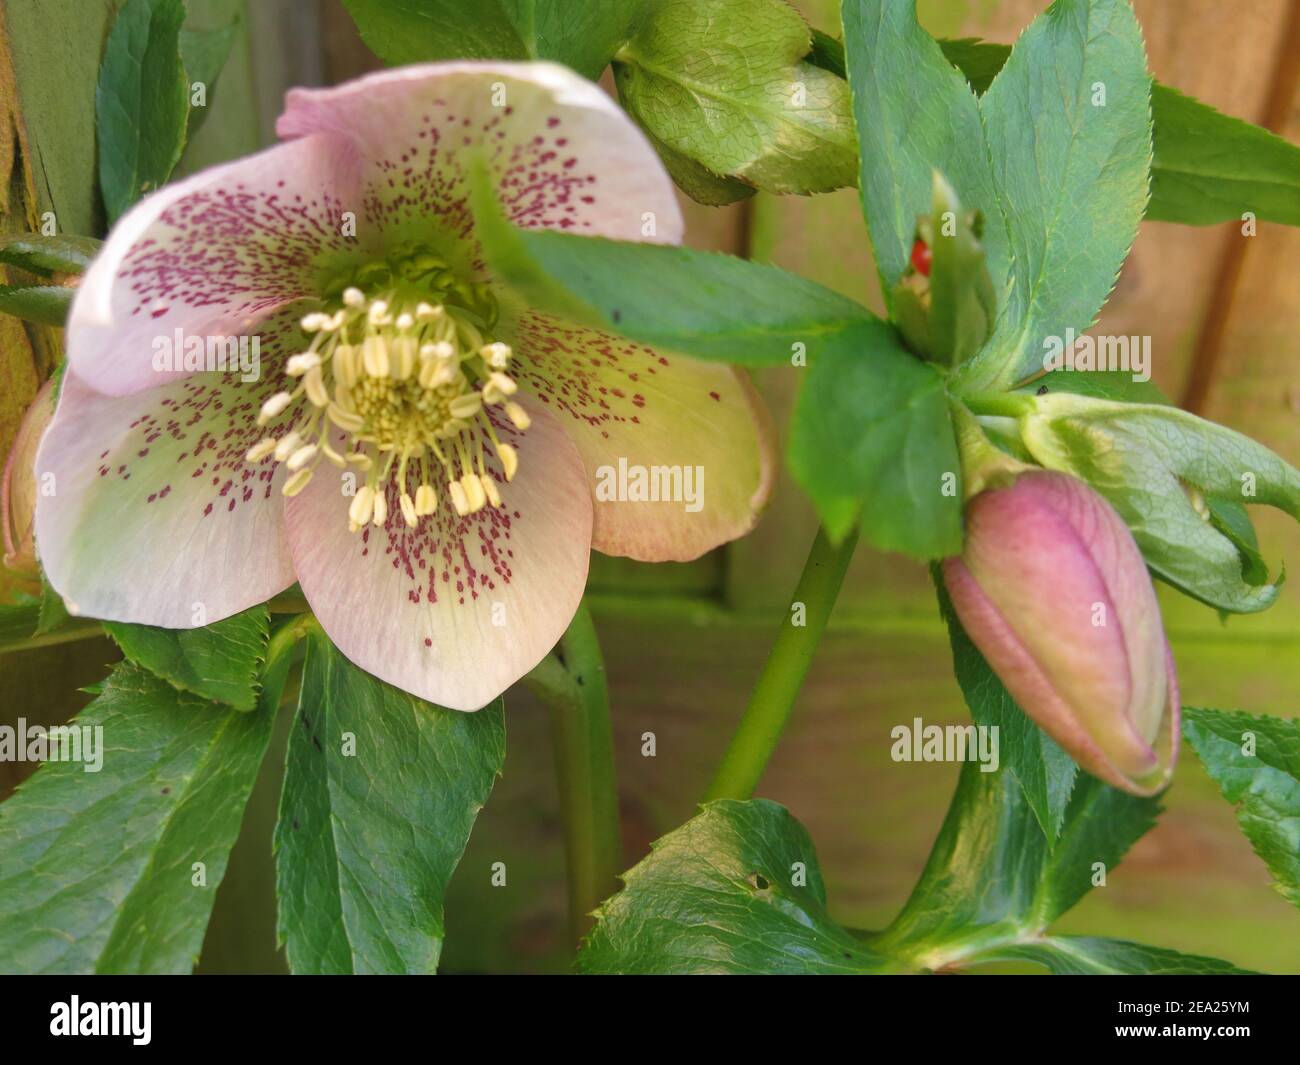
34, 62, 774, 710
942, 470, 1178, 795
3, 379, 54, 581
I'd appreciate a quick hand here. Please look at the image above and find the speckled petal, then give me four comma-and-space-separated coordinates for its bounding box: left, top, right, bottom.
34, 355, 300, 627
276, 61, 683, 247
503, 311, 776, 562
68, 132, 364, 397
283, 398, 592, 711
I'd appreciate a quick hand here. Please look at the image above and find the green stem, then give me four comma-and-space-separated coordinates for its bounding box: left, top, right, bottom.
0, 619, 105, 655
523, 601, 622, 945
959, 390, 1037, 418
703, 525, 859, 802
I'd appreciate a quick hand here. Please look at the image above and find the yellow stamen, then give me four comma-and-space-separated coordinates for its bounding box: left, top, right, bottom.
247, 285, 529, 530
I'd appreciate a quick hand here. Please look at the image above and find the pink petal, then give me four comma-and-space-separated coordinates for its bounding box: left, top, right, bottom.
34, 363, 297, 627
504, 311, 775, 561
283, 400, 592, 711
69, 132, 363, 397
276, 61, 683, 247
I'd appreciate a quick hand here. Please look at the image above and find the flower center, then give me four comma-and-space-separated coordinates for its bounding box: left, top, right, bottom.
246, 277, 529, 531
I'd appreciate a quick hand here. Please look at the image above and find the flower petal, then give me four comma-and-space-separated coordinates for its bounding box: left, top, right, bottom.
502, 311, 775, 561
68, 132, 363, 397
34, 365, 298, 627
276, 61, 683, 245
283, 400, 592, 711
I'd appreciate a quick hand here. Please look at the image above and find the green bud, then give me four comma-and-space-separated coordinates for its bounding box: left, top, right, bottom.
890, 171, 997, 369
1018, 393, 1300, 613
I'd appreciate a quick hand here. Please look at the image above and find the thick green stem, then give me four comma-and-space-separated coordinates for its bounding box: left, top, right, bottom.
959, 391, 1037, 418
0, 619, 104, 654
523, 601, 622, 945
703, 525, 859, 802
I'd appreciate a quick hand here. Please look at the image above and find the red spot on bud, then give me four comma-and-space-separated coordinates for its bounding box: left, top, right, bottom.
910, 238, 932, 277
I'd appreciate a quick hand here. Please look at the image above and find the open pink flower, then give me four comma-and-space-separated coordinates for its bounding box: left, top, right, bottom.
35, 62, 774, 710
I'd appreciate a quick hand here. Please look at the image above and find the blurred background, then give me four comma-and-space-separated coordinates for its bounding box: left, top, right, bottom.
1, 0, 1297, 973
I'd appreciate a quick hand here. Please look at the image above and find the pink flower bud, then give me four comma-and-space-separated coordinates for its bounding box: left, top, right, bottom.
2, 379, 55, 582
943, 470, 1178, 796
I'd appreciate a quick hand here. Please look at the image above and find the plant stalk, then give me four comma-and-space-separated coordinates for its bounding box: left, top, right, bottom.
703, 524, 859, 802
524, 601, 622, 945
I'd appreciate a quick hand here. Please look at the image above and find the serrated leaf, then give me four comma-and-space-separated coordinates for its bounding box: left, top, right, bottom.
840, 0, 1009, 305
470, 168, 875, 364
1147, 83, 1300, 226
960, 0, 1151, 392
103, 605, 270, 711
938, 37, 1300, 227
342, 0, 641, 81
579, 799, 895, 974
614, 0, 856, 196
0, 234, 101, 276
787, 319, 963, 555
983, 937, 1258, 975
96, 0, 191, 224
1183, 706, 1300, 909
934, 570, 1077, 841
274, 627, 505, 974
0, 659, 283, 973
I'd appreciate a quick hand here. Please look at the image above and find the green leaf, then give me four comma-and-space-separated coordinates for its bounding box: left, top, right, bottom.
873, 761, 1159, 966
1018, 367, 1168, 405
0, 284, 74, 327
934, 569, 1076, 842
613, 0, 856, 197
34, 573, 71, 636
787, 319, 963, 554
1018, 375, 1270, 589
959, 0, 1151, 393
1020, 394, 1300, 612
1206, 497, 1270, 587
274, 626, 505, 974
840, 0, 1008, 304
103, 605, 270, 711
0, 595, 42, 648
617, 109, 757, 206
341, 0, 641, 81
1184, 706, 1300, 909
940, 37, 1300, 227
1147, 83, 1300, 226
96, 0, 191, 224
936, 36, 1007, 94
982, 936, 1258, 975
0, 659, 282, 973
0, 234, 101, 276
470, 169, 876, 365
179, 17, 238, 139
579, 799, 896, 974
